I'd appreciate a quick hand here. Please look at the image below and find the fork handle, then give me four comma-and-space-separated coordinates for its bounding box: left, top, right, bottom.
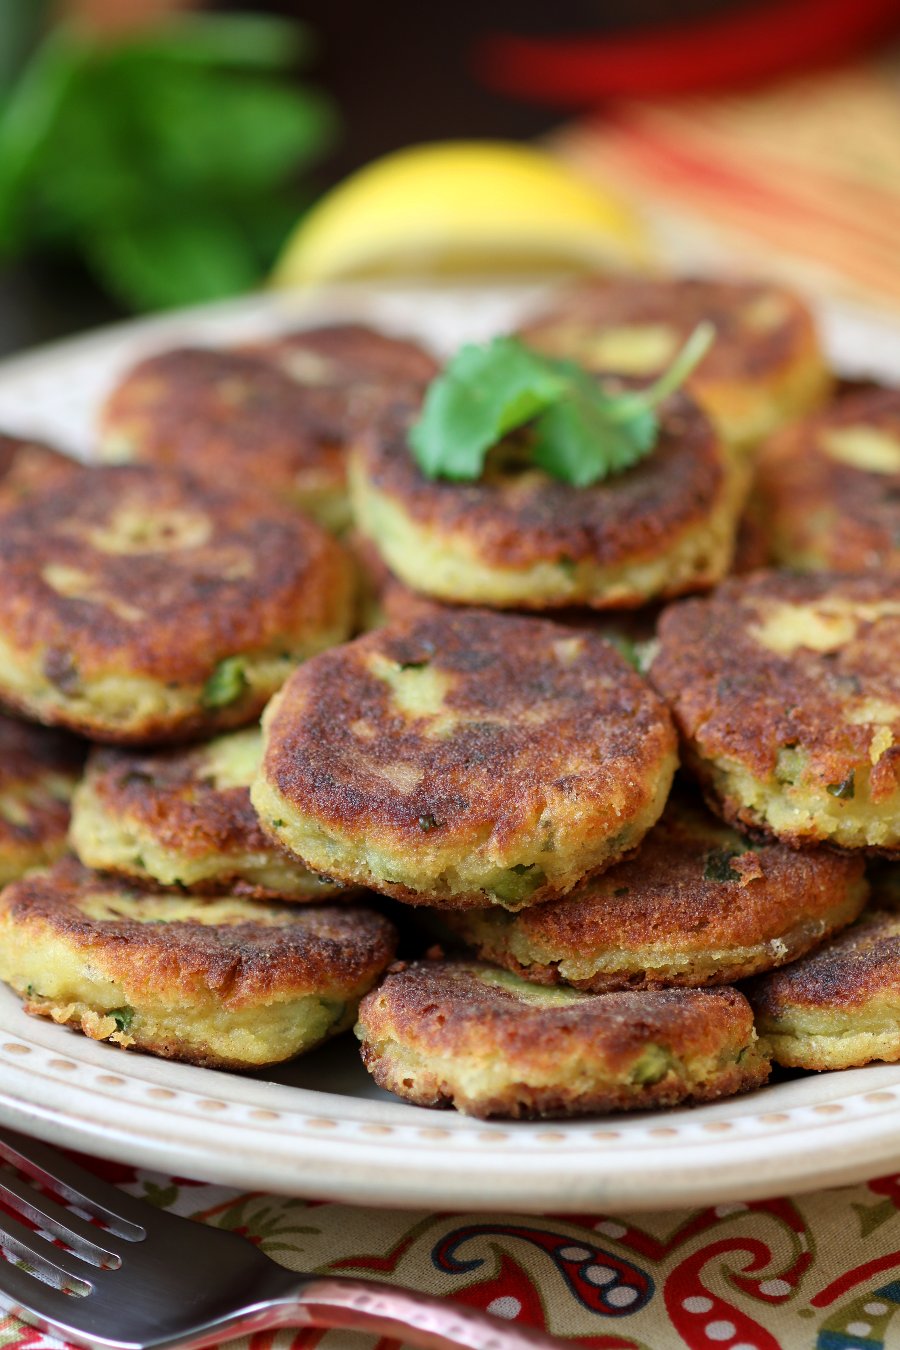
234, 1273, 568, 1350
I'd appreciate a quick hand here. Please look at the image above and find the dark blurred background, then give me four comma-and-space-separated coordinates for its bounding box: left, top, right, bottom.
2, 0, 898, 355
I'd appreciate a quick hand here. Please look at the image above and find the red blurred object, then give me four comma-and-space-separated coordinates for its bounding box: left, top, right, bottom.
476, 0, 900, 105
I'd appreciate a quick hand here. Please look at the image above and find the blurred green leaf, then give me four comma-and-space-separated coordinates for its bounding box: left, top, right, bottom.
121, 65, 337, 192
0, 14, 337, 310
85, 212, 263, 311
0, 27, 88, 250
0, 0, 54, 95
122, 15, 315, 69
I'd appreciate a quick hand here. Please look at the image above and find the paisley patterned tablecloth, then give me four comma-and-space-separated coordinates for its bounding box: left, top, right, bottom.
4, 1155, 900, 1350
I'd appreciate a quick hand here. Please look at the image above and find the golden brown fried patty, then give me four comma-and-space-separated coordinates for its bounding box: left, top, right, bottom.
252, 608, 678, 909
0, 858, 397, 1070
0, 715, 84, 885
756, 388, 900, 573
98, 348, 353, 529
439, 791, 868, 990
355, 959, 770, 1118
0, 464, 353, 743
651, 572, 900, 850
519, 276, 831, 450
351, 391, 746, 610
70, 729, 347, 900
0, 432, 79, 508
748, 910, 900, 1069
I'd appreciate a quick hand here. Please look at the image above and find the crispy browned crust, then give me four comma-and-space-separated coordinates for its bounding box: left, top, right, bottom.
442, 791, 867, 989
0, 433, 79, 508
82, 743, 269, 855
357, 960, 768, 1118
0, 464, 353, 739
756, 388, 900, 572
747, 910, 900, 1017
519, 276, 822, 388
0, 857, 396, 1008
651, 572, 900, 837
357, 390, 729, 586
243, 322, 438, 394
76, 742, 320, 898
98, 348, 347, 506
0, 714, 84, 856
259, 608, 677, 903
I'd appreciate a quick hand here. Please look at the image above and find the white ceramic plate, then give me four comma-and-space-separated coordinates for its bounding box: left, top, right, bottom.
0, 282, 899, 1215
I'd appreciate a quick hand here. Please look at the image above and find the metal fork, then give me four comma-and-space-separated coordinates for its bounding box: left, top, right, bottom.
0, 1127, 567, 1350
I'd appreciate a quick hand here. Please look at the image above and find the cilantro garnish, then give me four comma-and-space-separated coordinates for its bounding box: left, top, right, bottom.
409, 323, 714, 488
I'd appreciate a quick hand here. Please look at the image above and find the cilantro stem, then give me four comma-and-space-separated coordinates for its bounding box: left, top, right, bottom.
611, 321, 716, 418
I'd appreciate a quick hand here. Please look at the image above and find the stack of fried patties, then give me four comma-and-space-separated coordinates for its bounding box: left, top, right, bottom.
0, 281, 897, 1124
327, 276, 897, 1120
0, 326, 438, 1072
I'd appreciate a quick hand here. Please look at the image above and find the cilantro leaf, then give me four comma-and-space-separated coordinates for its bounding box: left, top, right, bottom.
533, 368, 656, 486
409, 324, 714, 489
408, 337, 566, 480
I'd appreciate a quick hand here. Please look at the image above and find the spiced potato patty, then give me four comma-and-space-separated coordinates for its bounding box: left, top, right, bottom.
0, 715, 84, 886
0, 858, 396, 1070
748, 910, 900, 1070
252, 608, 677, 909
651, 572, 900, 850
99, 329, 438, 533
518, 275, 831, 451
0, 464, 354, 743
99, 348, 350, 530
70, 728, 346, 900
355, 960, 770, 1118
351, 391, 746, 610
756, 387, 900, 573
438, 792, 868, 990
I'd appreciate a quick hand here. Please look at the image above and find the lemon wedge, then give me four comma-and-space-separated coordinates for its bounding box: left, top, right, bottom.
272, 141, 650, 286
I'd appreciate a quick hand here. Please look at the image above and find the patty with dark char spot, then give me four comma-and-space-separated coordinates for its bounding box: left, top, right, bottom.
0, 857, 396, 1070
0, 463, 354, 743
438, 789, 868, 989
252, 607, 677, 909
651, 571, 900, 850
355, 959, 770, 1118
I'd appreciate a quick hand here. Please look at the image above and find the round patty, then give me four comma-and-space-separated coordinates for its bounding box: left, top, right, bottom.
70, 728, 348, 900
747, 910, 900, 1070
0, 714, 84, 886
438, 790, 868, 990
518, 276, 831, 451
98, 348, 349, 530
756, 387, 900, 573
651, 572, 900, 850
99, 328, 438, 533
0, 857, 397, 1070
252, 608, 678, 909
351, 390, 746, 610
355, 959, 770, 1118
0, 463, 354, 743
